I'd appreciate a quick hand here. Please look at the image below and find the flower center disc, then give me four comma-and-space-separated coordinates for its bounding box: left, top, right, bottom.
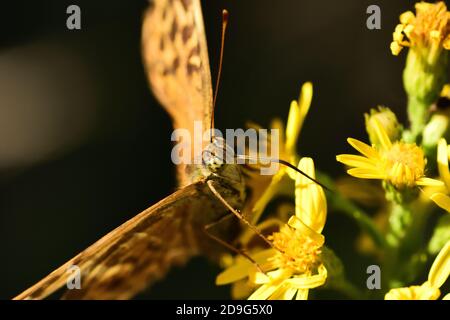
382, 142, 425, 187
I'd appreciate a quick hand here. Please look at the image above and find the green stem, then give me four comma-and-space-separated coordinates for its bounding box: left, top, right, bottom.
404, 96, 428, 143
402, 48, 448, 143
317, 172, 388, 249
383, 190, 431, 288
333, 195, 388, 249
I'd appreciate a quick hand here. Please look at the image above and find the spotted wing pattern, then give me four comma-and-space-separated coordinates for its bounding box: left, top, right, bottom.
15, 0, 217, 300
14, 183, 204, 300
142, 0, 214, 186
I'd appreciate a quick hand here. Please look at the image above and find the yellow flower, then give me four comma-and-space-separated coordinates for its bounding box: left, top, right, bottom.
244, 82, 313, 224
430, 138, 450, 212
216, 157, 328, 300
336, 119, 442, 189
391, 2, 450, 141
385, 240, 450, 300
222, 218, 287, 299
390, 1, 450, 57
247, 216, 327, 300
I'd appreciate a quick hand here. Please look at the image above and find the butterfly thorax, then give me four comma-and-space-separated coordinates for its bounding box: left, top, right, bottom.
184, 137, 246, 257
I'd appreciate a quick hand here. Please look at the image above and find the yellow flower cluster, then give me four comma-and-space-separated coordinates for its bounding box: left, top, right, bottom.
391, 1, 450, 56
217, 157, 328, 300
215, 1, 450, 301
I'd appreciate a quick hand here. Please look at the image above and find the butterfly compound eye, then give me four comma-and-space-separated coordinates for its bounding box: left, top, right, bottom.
202, 137, 235, 171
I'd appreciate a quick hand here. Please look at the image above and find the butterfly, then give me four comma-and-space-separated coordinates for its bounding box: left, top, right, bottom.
14, 0, 249, 300
14, 0, 323, 300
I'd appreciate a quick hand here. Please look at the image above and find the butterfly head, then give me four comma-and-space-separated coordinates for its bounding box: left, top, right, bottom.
200, 136, 245, 204
185, 136, 244, 189
202, 137, 235, 172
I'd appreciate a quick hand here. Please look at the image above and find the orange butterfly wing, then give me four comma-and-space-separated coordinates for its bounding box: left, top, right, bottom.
142, 0, 214, 186
14, 182, 205, 300
14, 0, 220, 300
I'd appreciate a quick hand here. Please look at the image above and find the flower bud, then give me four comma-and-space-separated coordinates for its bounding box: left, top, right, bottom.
365, 107, 402, 146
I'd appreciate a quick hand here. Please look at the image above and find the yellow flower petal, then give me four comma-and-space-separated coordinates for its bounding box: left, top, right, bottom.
430, 193, 450, 213
248, 283, 281, 300
347, 168, 386, 179
252, 271, 270, 285
285, 265, 327, 289
416, 177, 444, 187
295, 289, 309, 300
285, 82, 312, 156
231, 279, 255, 300
288, 215, 325, 246
285, 101, 300, 156
216, 249, 274, 285
385, 283, 440, 300
336, 154, 379, 170
268, 283, 297, 300
437, 138, 450, 190
372, 118, 392, 150
428, 240, 450, 289
347, 138, 379, 159
399, 11, 415, 24
393, 24, 405, 42
295, 157, 327, 233
390, 41, 403, 55
216, 261, 253, 285
298, 82, 313, 112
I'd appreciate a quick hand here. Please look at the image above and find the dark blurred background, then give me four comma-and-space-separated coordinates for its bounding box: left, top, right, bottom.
0, 0, 417, 299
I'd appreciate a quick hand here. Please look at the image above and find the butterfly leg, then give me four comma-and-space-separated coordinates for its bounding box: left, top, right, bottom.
203, 220, 264, 274
206, 180, 284, 254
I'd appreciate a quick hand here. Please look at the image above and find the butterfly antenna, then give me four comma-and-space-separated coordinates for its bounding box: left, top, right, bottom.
236, 154, 333, 192
211, 9, 229, 143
